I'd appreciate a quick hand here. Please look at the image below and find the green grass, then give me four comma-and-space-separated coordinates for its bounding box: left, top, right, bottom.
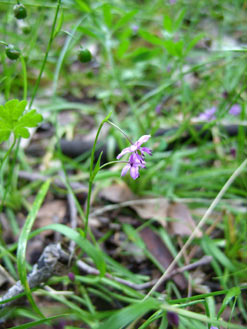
0, 0, 246, 328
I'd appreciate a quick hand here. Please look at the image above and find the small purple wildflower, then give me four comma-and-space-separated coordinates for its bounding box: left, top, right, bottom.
117, 135, 152, 180
169, 0, 176, 4
167, 311, 179, 327
68, 272, 75, 282
198, 106, 216, 121
131, 24, 139, 34
210, 326, 219, 329
117, 135, 152, 160
229, 104, 241, 116
222, 91, 228, 99
230, 147, 236, 158
120, 153, 145, 180
52, 320, 66, 329
155, 104, 163, 115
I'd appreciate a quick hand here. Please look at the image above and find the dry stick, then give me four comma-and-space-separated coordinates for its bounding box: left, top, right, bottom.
67, 192, 77, 258
0, 244, 69, 309
18, 170, 87, 193
90, 197, 246, 218
145, 158, 247, 299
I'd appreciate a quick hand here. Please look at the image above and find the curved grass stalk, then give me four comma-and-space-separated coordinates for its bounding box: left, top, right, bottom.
145, 158, 247, 298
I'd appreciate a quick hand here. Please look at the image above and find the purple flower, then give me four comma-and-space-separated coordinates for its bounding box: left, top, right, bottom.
120, 153, 145, 180
169, 0, 176, 4
131, 24, 139, 34
230, 147, 236, 158
198, 106, 216, 121
155, 104, 162, 115
229, 104, 241, 116
68, 272, 75, 282
117, 135, 152, 180
210, 327, 219, 329
167, 311, 179, 327
117, 135, 152, 160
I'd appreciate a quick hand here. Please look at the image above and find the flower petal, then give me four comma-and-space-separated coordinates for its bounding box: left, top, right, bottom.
229, 104, 241, 116
116, 146, 132, 159
136, 135, 151, 147
141, 147, 152, 155
130, 165, 139, 180
121, 164, 130, 177
198, 107, 216, 121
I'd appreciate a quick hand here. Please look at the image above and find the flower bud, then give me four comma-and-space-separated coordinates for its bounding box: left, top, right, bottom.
167, 311, 179, 327
78, 48, 92, 63
68, 272, 75, 282
13, 3, 27, 19
5, 44, 20, 60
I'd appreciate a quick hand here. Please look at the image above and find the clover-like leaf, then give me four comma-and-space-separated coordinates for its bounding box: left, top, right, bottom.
0, 99, 43, 143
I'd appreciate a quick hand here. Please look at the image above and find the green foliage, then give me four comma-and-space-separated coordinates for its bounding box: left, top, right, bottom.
0, 99, 43, 143
0, 0, 247, 328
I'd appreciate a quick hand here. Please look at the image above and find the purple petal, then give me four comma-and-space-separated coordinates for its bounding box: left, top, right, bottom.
116, 146, 132, 159
130, 165, 139, 180
131, 152, 142, 163
68, 272, 75, 281
131, 153, 146, 167
131, 24, 139, 34
121, 164, 130, 177
229, 104, 241, 116
141, 147, 152, 155
210, 327, 218, 329
167, 311, 179, 327
136, 135, 151, 147
155, 104, 162, 114
198, 107, 216, 121
230, 147, 236, 158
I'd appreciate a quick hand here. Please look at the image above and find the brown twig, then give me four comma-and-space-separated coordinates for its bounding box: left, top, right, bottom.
0, 244, 69, 309
18, 170, 87, 193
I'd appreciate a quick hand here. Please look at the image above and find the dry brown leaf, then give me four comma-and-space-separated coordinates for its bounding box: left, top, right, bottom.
99, 183, 169, 224
167, 203, 202, 237
99, 182, 135, 203
34, 200, 67, 236
140, 227, 187, 290
131, 198, 169, 224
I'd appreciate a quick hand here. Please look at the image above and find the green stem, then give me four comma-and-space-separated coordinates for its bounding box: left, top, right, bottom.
52, 17, 85, 97
107, 120, 133, 144
0, 137, 17, 212
29, 0, 61, 109
104, 31, 144, 134
20, 55, 27, 100
99, 160, 128, 171
0, 137, 17, 171
84, 113, 111, 236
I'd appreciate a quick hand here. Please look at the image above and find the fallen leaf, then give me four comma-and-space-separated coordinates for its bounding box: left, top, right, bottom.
167, 203, 202, 237
34, 200, 67, 237
139, 227, 187, 290
99, 182, 135, 203
131, 198, 169, 224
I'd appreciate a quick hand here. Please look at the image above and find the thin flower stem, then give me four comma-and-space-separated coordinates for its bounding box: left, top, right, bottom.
52, 17, 85, 97
85, 114, 111, 236
29, 0, 61, 109
107, 120, 133, 144
20, 55, 27, 101
0, 137, 17, 171
0, 137, 17, 212
99, 160, 128, 170
144, 158, 247, 299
